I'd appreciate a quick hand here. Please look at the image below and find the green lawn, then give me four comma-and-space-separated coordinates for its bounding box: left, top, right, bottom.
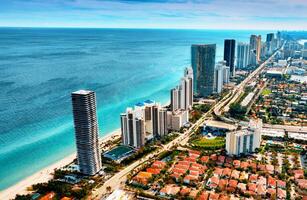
262, 88, 272, 96
191, 137, 225, 149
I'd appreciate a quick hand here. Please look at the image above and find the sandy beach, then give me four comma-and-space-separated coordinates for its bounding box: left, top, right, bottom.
0, 129, 121, 200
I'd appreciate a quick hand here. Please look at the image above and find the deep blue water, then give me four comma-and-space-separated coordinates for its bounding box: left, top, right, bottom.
0, 28, 269, 190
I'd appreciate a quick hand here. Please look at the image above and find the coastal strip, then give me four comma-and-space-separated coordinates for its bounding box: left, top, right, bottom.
0, 129, 121, 200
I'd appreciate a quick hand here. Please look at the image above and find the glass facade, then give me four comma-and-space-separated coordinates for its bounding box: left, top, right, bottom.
191, 44, 216, 97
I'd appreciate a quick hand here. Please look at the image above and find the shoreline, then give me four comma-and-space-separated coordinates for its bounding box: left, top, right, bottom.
0, 128, 121, 200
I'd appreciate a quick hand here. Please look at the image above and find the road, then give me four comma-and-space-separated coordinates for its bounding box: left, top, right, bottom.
93, 44, 285, 199
92, 108, 212, 199
214, 44, 284, 118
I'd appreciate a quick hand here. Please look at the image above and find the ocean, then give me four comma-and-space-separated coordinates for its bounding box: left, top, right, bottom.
0, 28, 269, 190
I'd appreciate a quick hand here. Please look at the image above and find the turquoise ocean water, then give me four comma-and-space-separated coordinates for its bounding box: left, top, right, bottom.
0, 28, 269, 190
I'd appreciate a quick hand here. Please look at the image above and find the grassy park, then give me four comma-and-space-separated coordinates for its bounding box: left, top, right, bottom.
190, 136, 225, 150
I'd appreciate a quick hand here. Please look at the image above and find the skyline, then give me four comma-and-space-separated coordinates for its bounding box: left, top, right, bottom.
1, 0, 307, 30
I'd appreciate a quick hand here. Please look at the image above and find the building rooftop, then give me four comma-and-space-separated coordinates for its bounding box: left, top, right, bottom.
72, 89, 93, 95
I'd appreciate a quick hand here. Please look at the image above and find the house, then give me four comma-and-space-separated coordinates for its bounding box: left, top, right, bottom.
40, 192, 56, 200
250, 162, 257, 171
189, 190, 200, 199
266, 164, 274, 174
267, 188, 276, 197
227, 179, 238, 192
231, 170, 240, 179
198, 191, 209, 200
240, 161, 249, 170
258, 164, 266, 171
184, 175, 199, 184
249, 174, 258, 183
207, 176, 220, 188
152, 160, 166, 169
277, 180, 286, 189
222, 168, 232, 178
217, 156, 225, 165
219, 195, 230, 200
201, 156, 209, 163
213, 167, 223, 177
233, 160, 241, 168
268, 176, 276, 188
160, 184, 180, 196
133, 172, 152, 185
210, 154, 217, 161
189, 150, 201, 158
146, 168, 161, 175
237, 183, 247, 192
297, 179, 307, 190
293, 169, 304, 179
277, 188, 286, 199
256, 184, 266, 196
258, 176, 267, 186
239, 171, 248, 181
218, 179, 228, 190
180, 187, 191, 196
247, 183, 257, 193
208, 193, 220, 200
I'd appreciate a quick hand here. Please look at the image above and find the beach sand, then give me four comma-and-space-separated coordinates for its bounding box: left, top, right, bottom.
0, 129, 121, 200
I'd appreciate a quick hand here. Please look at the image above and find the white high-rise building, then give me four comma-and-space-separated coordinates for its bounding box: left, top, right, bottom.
236, 43, 250, 69
215, 61, 224, 94
223, 66, 230, 84
226, 119, 262, 156
170, 87, 180, 111
170, 67, 193, 111
71, 90, 102, 175
121, 100, 168, 148
167, 110, 189, 131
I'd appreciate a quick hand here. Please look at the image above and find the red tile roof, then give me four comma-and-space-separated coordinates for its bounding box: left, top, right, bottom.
209, 193, 220, 200
297, 179, 307, 189
218, 179, 228, 190
40, 192, 56, 200
180, 187, 191, 196
240, 161, 249, 169
256, 184, 266, 195
222, 168, 232, 177
233, 160, 241, 168
268, 176, 276, 188
230, 170, 240, 179
277, 188, 286, 199
160, 184, 180, 196
146, 168, 161, 175
277, 180, 286, 188
219, 195, 230, 200
237, 183, 246, 191
208, 176, 219, 188
210, 154, 217, 161
267, 188, 276, 196
201, 156, 209, 163
228, 179, 238, 189
249, 174, 258, 183
197, 191, 209, 200
152, 160, 166, 169
214, 167, 223, 176
248, 183, 257, 192
293, 169, 304, 179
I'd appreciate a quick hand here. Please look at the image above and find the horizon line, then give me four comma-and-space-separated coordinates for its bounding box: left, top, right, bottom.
1, 26, 306, 32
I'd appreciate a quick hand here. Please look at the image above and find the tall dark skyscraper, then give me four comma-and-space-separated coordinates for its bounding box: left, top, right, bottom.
191, 44, 216, 97
71, 90, 102, 175
224, 39, 236, 76
266, 33, 274, 43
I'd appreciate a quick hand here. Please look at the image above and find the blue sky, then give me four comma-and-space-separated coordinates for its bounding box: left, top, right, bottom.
1, 0, 307, 30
